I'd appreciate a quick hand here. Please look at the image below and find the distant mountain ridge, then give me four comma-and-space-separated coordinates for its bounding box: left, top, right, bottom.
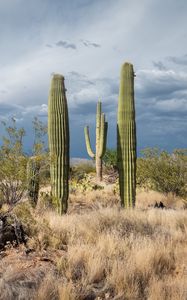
70, 157, 94, 166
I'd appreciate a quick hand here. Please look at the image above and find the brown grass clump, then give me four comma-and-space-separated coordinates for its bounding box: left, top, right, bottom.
69, 187, 120, 213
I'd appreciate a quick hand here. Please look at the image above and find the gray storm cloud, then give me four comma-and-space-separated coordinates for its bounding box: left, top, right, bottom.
0, 0, 186, 156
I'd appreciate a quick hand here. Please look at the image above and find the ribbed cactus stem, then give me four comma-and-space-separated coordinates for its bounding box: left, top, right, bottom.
99, 113, 108, 157
48, 74, 69, 214
117, 62, 137, 208
96, 101, 101, 157
27, 157, 40, 206
84, 101, 108, 181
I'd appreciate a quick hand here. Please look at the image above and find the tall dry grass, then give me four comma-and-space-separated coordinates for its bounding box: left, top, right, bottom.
1, 201, 187, 300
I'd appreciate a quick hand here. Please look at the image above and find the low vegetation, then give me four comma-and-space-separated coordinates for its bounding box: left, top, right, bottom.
137, 148, 187, 198
0, 121, 187, 300
103, 148, 187, 201
0, 199, 187, 300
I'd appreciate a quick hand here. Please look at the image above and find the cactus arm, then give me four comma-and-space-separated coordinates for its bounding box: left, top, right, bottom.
84, 126, 95, 159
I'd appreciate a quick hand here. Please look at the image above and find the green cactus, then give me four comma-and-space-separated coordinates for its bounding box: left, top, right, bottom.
48, 74, 69, 214
117, 62, 137, 208
27, 157, 40, 206
84, 101, 108, 181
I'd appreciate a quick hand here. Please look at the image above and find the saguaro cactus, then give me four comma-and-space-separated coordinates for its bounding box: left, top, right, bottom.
117, 62, 137, 208
48, 74, 69, 214
27, 157, 40, 206
84, 101, 108, 181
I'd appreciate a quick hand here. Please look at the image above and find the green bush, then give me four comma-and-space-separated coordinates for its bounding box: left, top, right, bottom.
103, 148, 117, 170
0, 119, 28, 205
0, 117, 48, 206
137, 148, 187, 198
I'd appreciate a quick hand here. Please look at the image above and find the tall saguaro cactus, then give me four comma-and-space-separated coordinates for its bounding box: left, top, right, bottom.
48, 74, 69, 214
117, 62, 137, 208
84, 101, 108, 181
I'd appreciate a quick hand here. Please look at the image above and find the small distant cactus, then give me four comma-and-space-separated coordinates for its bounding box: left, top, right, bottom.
27, 157, 40, 206
48, 74, 69, 214
84, 101, 108, 181
117, 62, 137, 208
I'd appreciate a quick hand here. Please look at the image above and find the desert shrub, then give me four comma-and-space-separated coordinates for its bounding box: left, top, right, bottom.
0, 117, 48, 206
70, 161, 102, 193
30, 117, 49, 187
0, 119, 28, 205
13, 202, 37, 236
38, 192, 57, 211
70, 161, 95, 181
39, 166, 50, 185
70, 174, 104, 193
137, 148, 187, 198
103, 148, 117, 170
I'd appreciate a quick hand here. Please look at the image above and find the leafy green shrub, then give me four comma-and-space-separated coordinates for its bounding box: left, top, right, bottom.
137, 148, 187, 198
0, 117, 48, 206
0, 119, 28, 205
103, 148, 117, 170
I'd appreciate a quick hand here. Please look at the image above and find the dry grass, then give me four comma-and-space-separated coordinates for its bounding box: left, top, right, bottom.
136, 189, 187, 209
39, 184, 187, 211
0, 188, 187, 300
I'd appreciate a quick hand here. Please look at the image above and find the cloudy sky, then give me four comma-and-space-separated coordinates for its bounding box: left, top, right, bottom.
0, 0, 186, 157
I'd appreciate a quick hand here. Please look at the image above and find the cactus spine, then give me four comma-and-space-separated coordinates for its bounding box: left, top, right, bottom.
27, 157, 40, 206
48, 74, 69, 214
84, 101, 108, 181
117, 62, 137, 208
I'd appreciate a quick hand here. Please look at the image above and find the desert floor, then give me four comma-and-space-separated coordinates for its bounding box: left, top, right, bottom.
0, 187, 187, 300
